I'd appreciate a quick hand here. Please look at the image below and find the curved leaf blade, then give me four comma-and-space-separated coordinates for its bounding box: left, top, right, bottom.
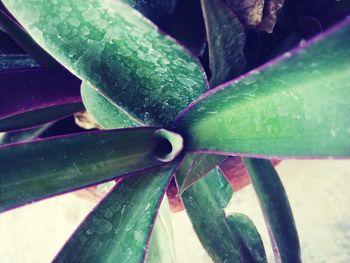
0, 127, 167, 212
176, 154, 246, 263
175, 20, 350, 158
178, 153, 226, 194
201, 0, 246, 87
0, 122, 52, 145
54, 165, 174, 263
0, 103, 83, 132
81, 82, 142, 129
2, 0, 208, 126
227, 213, 267, 263
0, 3, 58, 67
243, 158, 301, 263
0, 68, 82, 131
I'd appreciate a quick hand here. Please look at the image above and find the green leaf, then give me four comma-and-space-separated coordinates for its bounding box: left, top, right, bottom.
243, 158, 300, 263
81, 82, 142, 129
226, 213, 267, 263
0, 2, 58, 67
178, 153, 226, 194
176, 20, 350, 158
146, 196, 177, 263
201, 0, 246, 87
54, 165, 174, 263
0, 102, 84, 132
0, 127, 183, 212
2, 0, 208, 126
176, 154, 246, 263
0, 122, 52, 145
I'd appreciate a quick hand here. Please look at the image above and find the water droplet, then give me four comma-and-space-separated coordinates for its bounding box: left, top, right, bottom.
104, 208, 113, 219
330, 129, 337, 137
90, 218, 113, 234
68, 18, 80, 27
133, 231, 144, 242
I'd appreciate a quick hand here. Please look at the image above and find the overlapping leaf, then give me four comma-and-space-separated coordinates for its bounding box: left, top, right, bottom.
201, 0, 246, 87
81, 82, 141, 129
0, 67, 82, 131
0, 3, 58, 66
176, 154, 243, 262
178, 153, 226, 194
2, 0, 208, 127
243, 158, 300, 263
54, 165, 174, 263
176, 20, 350, 158
0, 127, 172, 212
226, 213, 267, 263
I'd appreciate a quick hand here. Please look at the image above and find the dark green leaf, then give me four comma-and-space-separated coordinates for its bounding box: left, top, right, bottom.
176, 20, 350, 158
0, 3, 58, 67
54, 165, 174, 263
243, 158, 300, 263
201, 0, 246, 87
227, 213, 267, 263
3, 0, 208, 126
176, 154, 246, 263
178, 153, 226, 194
0, 127, 182, 212
0, 122, 52, 145
0, 102, 84, 132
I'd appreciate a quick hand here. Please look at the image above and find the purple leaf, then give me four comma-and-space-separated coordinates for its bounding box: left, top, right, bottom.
0, 67, 82, 131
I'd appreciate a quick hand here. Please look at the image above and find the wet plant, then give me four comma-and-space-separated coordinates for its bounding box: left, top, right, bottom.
0, 0, 349, 262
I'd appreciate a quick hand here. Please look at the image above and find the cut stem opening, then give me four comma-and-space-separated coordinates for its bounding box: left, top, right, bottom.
154, 129, 183, 162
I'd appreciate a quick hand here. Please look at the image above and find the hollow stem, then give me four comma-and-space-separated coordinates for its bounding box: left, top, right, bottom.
154, 129, 183, 162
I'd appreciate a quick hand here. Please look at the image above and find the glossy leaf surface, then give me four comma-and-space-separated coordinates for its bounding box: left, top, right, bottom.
176, 154, 244, 263
243, 158, 300, 263
0, 3, 57, 67
201, 0, 246, 87
0, 127, 170, 212
2, 0, 208, 126
176, 20, 350, 158
178, 153, 226, 194
54, 165, 174, 263
227, 213, 267, 263
81, 82, 141, 129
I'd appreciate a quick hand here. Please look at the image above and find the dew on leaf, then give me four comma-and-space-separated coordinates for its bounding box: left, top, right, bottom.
90, 218, 113, 234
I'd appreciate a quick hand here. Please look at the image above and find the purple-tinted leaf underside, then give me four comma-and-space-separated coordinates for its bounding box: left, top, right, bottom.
0, 67, 82, 131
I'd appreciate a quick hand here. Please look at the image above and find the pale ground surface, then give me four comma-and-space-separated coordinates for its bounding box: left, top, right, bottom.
0, 160, 349, 263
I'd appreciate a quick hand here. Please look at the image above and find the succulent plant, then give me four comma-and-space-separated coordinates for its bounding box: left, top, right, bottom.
0, 0, 349, 262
